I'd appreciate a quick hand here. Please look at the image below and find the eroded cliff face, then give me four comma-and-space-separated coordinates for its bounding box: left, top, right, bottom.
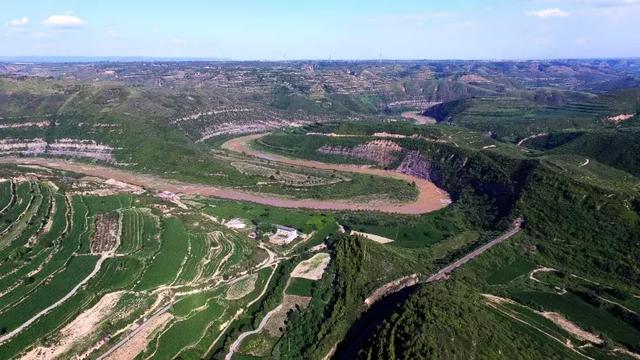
318, 140, 403, 167
396, 150, 434, 181
0, 138, 114, 161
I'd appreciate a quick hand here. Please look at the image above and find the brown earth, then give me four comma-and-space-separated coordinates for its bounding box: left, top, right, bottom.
91, 213, 120, 254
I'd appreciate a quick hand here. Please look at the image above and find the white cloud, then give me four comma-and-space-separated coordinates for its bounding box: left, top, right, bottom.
366, 12, 456, 25
33, 32, 53, 39
170, 37, 186, 45
526, 8, 570, 18
532, 37, 552, 46
8, 17, 29, 27
574, 37, 588, 45
573, 0, 640, 8
42, 15, 87, 28
106, 30, 119, 37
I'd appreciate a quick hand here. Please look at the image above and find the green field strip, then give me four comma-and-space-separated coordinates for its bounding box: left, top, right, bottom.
147, 299, 227, 360
118, 208, 144, 254
0, 191, 64, 289
0, 254, 98, 332
1, 183, 48, 249
134, 217, 190, 290
201, 232, 231, 279
175, 233, 208, 285
83, 194, 132, 216
0, 195, 89, 311
0, 182, 36, 247
0, 180, 13, 214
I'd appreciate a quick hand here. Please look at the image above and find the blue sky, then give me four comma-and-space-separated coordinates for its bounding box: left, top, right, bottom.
2, 0, 639, 60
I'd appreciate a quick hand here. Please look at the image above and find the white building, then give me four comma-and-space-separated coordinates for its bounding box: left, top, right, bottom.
269, 225, 299, 245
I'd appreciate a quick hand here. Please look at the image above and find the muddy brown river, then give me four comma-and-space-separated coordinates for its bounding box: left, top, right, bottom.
0, 133, 450, 214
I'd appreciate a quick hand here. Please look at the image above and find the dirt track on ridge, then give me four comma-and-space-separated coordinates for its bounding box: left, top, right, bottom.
0, 133, 449, 214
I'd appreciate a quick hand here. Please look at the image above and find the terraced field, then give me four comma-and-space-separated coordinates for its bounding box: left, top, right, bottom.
0, 169, 303, 360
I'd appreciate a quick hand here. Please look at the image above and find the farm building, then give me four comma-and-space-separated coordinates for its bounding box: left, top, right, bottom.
269, 225, 299, 245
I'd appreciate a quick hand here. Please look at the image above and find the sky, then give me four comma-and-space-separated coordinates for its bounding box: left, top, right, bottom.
1, 0, 639, 60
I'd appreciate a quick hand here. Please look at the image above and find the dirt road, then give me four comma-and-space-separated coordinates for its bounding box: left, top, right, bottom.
224, 304, 283, 360
0, 135, 449, 214
0, 254, 108, 344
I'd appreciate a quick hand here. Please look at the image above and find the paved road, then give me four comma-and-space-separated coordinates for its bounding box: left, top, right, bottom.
364, 219, 523, 306
425, 218, 523, 283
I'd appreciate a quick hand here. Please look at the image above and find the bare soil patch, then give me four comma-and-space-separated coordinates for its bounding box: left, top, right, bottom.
350, 230, 394, 244
606, 113, 636, 125
105, 312, 173, 360
401, 111, 436, 124
263, 295, 312, 336
20, 292, 123, 360
364, 274, 419, 306
290, 253, 330, 280
529, 267, 558, 283
91, 213, 120, 254
226, 273, 259, 300
538, 312, 602, 344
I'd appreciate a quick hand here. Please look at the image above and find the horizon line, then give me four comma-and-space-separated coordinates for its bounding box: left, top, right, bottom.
1, 55, 640, 64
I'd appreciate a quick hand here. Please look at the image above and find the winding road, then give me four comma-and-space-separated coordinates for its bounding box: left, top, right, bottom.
0, 133, 450, 215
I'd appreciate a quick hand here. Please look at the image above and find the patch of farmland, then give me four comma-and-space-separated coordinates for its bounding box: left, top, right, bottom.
143, 299, 226, 360
118, 208, 160, 255
20, 291, 123, 360
174, 233, 208, 285
286, 278, 316, 297
0, 182, 34, 239
0, 192, 67, 298
0, 255, 98, 335
230, 161, 346, 187
0, 182, 46, 250
0, 179, 12, 213
103, 312, 174, 360
199, 232, 233, 279
483, 294, 595, 357
133, 217, 190, 290
90, 212, 120, 254
219, 232, 254, 275
83, 195, 132, 216
226, 273, 259, 300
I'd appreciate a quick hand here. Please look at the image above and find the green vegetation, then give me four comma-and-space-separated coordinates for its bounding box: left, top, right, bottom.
1, 59, 640, 359
352, 282, 583, 359
134, 217, 189, 290
286, 278, 315, 297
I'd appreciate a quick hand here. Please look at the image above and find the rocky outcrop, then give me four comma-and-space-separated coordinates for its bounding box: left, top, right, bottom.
0, 138, 114, 161
396, 151, 433, 181
318, 140, 402, 167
